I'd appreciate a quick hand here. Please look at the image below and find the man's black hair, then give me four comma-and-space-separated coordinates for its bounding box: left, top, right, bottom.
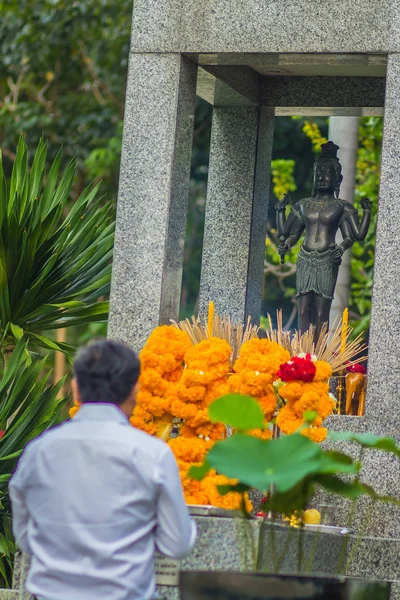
73, 339, 140, 406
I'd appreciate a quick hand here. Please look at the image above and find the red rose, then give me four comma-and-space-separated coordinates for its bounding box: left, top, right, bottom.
346, 363, 367, 375
277, 356, 316, 383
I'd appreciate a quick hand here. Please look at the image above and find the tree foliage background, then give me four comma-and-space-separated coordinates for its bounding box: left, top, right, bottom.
0, 0, 380, 338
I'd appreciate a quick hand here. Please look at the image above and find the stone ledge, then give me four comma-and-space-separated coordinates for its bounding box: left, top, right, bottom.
0, 592, 31, 600
130, 0, 394, 54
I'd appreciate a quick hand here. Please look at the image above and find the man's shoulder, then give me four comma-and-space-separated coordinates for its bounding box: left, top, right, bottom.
25, 417, 171, 461
129, 424, 169, 451
23, 421, 67, 451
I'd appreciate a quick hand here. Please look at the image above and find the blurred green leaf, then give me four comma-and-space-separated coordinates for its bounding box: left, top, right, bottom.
329, 431, 400, 456
208, 394, 265, 430
205, 433, 357, 493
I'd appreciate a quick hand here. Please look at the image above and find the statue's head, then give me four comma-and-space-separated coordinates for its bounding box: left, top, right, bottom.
312, 141, 343, 198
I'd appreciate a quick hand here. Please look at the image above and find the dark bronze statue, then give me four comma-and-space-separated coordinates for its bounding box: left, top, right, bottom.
276, 141, 372, 339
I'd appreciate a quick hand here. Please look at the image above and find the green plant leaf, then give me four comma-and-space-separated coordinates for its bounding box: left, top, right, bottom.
329, 432, 400, 456
0, 137, 114, 348
27, 334, 75, 358
216, 483, 250, 496
208, 394, 265, 430
303, 410, 318, 424
315, 475, 367, 500
188, 460, 211, 480
263, 478, 316, 514
206, 433, 357, 493
9, 324, 23, 341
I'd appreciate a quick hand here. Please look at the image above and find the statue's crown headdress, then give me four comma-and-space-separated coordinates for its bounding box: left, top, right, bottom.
319, 141, 340, 161
312, 140, 342, 198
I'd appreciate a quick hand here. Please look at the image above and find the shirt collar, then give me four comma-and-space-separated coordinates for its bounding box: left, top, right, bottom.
72, 403, 129, 425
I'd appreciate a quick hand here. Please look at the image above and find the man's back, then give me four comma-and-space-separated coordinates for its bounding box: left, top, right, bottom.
10, 403, 196, 600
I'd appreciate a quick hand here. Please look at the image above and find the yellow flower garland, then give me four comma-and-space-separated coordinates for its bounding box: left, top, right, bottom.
276, 360, 335, 442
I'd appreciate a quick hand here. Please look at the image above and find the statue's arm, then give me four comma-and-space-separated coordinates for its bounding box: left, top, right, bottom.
278, 219, 305, 262
275, 194, 293, 237
279, 211, 298, 237
343, 198, 372, 241
276, 198, 304, 262
339, 219, 354, 254
284, 220, 305, 248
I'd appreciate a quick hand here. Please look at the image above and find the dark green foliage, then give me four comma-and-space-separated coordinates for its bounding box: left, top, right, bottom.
0, 340, 67, 585
0, 0, 131, 197
0, 136, 114, 356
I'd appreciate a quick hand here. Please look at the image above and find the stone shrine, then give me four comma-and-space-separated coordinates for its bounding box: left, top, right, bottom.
106, 1, 400, 598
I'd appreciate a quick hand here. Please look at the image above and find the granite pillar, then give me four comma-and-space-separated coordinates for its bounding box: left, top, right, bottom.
199, 106, 274, 323
108, 53, 197, 351
312, 58, 400, 597
365, 53, 400, 423
329, 116, 359, 326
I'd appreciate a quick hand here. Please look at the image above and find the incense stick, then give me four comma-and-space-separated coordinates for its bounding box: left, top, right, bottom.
264, 310, 367, 374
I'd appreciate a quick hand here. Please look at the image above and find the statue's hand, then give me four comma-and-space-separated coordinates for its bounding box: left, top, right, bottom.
361, 197, 372, 211
275, 194, 291, 212
278, 239, 290, 264
331, 245, 343, 265
278, 243, 289, 257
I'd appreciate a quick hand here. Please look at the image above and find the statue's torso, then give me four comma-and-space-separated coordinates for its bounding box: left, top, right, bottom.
294, 196, 345, 253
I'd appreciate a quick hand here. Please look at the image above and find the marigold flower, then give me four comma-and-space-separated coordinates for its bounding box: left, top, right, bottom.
302, 426, 328, 443
69, 405, 79, 418
314, 360, 332, 382
276, 402, 303, 435
179, 424, 197, 438
168, 437, 212, 463
278, 382, 304, 402
317, 394, 336, 420
185, 409, 210, 428
293, 391, 320, 418
177, 383, 207, 403
171, 399, 198, 420
258, 394, 276, 419
247, 427, 272, 440
164, 368, 184, 382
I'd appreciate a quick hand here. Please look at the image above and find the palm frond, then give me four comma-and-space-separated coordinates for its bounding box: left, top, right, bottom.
0, 136, 114, 351
0, 339, 68, 585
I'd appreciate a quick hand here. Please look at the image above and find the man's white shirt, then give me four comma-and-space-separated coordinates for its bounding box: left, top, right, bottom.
9, 403, 197, 600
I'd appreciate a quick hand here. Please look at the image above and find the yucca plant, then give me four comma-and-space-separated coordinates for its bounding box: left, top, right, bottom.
0, 340, 67, 586
0, 135, 114, 360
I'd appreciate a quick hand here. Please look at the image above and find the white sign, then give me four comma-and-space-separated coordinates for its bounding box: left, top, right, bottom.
155, 554, 180, 586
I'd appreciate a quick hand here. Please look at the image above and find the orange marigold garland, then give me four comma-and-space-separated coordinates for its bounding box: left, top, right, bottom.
130, 325, 192, 436
130, 329, 250, 509
275, 354, 335, 442
170, 338, 250, 509
229, 339, 290, 437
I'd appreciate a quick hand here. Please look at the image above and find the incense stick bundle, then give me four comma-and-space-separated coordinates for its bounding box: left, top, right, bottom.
264, 310, 367, 374
172, 308, 366, 374
171, 311, 259, 366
